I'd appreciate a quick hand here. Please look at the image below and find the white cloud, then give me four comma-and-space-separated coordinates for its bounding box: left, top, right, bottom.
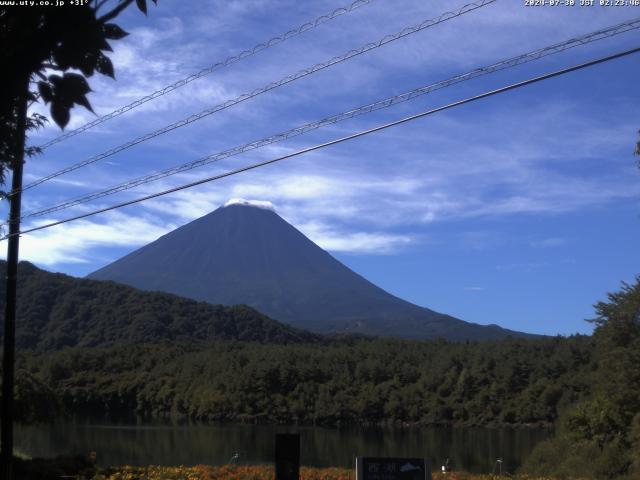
5, 212, 172, 266
296, 221, 414, 254
223, 198, 275, 211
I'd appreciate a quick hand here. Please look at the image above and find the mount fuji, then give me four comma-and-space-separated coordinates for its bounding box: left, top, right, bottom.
88, 200, 533, 340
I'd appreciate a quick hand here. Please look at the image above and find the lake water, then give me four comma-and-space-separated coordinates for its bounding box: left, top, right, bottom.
15, 421, 551, 474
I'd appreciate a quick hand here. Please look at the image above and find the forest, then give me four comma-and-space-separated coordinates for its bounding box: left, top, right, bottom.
10, 335, 592, 427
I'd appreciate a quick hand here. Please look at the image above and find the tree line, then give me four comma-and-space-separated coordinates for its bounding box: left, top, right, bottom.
5, 334, 592, 428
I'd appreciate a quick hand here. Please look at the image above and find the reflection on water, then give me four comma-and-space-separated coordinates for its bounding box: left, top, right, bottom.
16, 420, 550, 474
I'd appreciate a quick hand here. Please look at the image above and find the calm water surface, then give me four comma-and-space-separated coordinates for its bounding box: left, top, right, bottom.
16, 421, 550, 474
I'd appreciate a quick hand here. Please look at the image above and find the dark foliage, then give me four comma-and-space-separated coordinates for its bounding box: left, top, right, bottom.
14, 334, 593, 428
522, 277, 640, 479
0, 0, 156, 183
0, 261, 321, 348
0, 365, 61, 423
14, 454, 96, 480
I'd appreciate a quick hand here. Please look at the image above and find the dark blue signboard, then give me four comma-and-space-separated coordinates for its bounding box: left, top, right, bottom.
356, 457, 431, 480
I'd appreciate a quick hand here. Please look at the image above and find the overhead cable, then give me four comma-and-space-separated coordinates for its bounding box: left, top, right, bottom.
36, 0, 376, 150
15, 0, 497, 196
17, 17, 640, 221
6, 46, 638, 241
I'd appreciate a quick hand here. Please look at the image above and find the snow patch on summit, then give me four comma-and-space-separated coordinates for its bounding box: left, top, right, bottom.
223, 198, 276, 211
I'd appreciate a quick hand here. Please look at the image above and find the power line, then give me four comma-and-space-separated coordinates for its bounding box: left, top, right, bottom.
16, 17, 640, 222
6, 46, 638, 241
14, 0, 496, 197
35, 0, 376, 151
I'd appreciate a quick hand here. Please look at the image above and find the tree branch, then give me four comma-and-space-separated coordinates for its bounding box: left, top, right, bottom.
94, 0, 110, 11
97, 0, 135, 23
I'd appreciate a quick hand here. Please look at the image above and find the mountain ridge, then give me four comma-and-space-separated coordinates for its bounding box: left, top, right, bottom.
0, 260, 320, 349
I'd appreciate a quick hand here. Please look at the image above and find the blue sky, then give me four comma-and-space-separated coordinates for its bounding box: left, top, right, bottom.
3, 0, 640, 335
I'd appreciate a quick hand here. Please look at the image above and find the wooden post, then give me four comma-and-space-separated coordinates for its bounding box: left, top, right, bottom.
1, 75, 28, 480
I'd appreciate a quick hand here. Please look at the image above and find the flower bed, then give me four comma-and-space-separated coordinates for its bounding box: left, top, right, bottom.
95, 465, 573, 480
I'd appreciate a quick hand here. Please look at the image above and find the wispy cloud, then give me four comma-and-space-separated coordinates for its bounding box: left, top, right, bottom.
296, 220, 414, 254
464, 286, 483, 292
6, 212, 173, 266
531, 237, 566, 248
496, 262, 549, 273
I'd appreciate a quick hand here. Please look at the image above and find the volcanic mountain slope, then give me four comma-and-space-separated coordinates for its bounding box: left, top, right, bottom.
88, 201, 534, 341
0, 260, 319, 349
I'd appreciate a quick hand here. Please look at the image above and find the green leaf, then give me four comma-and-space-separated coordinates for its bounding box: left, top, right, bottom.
48, 74, 62, 86
136, 0, 148, 15
49, 73, 94, 116
62, 73, 91, 96
52, 45, 77, 71
103, 23, 129, 40
75, 95, 94, 113
51, 102, 70, 129
95, 53, 115, 79
37, 82, 54, 104
100, 38, 113, 52
77, 52, 98, 77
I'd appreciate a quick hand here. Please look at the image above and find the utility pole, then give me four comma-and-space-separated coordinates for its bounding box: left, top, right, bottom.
1, 75, 29, 480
